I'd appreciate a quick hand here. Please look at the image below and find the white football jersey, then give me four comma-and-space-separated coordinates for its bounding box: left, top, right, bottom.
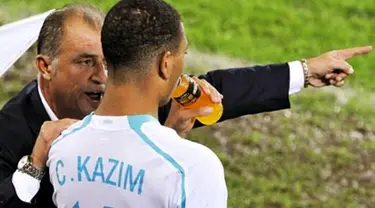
47, 113, 228, 208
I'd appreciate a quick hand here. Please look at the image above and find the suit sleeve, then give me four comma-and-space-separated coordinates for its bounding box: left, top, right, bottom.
158, 63, 291, 127
0, 132, 37, 208
0, 168, 17, 207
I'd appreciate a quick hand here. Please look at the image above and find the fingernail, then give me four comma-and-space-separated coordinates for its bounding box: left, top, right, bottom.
202, 107, 213, 114
349, 67, 354, 74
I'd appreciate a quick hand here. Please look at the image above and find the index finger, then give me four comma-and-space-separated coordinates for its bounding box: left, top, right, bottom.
191, 76, 210, 95
336, 45, 372, 60
192, 77, 223, 103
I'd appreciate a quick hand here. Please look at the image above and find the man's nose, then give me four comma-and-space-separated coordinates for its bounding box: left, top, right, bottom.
91, 61, 107, 85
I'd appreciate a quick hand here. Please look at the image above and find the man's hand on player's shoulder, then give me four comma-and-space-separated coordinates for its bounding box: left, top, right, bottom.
31, 118, 78, 170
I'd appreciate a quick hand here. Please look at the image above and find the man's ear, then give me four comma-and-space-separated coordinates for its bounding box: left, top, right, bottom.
35, 55, 53, 80
158, 51, 172, 80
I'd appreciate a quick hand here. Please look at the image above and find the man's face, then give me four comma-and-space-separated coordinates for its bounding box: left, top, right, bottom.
49, 16, 106, 119
159, 23, 188, 106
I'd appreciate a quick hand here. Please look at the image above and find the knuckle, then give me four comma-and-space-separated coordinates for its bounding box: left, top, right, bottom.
328, 61, 336, 70
43, 121, 51, 127
330, 50, 338, 56
179, 114, 191, 122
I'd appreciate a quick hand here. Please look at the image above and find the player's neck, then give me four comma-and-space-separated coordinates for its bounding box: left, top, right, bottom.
95, 81, 159, 119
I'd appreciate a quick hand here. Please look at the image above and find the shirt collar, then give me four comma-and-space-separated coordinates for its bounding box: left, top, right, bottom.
37, 80, 58, 121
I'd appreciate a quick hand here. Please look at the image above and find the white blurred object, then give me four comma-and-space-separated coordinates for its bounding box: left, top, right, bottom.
0, 9, 55, 77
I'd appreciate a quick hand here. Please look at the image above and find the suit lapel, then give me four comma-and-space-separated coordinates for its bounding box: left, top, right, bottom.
24, 80, 51, 137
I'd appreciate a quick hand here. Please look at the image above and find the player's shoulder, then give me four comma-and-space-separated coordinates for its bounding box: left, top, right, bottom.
139, 120, 181, 140
174, 134, 224, 173
142, 122, 223, 169
184, 140, 224, 171
50, 115, 93, 148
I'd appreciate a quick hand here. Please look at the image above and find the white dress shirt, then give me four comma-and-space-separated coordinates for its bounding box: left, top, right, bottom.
11, 61, 305, 203
11, 80, 58, 203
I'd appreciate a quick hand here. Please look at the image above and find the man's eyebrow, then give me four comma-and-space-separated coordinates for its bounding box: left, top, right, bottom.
74, 53, 98, 60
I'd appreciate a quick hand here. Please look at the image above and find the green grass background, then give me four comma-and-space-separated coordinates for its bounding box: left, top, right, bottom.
0, 0, 375, 207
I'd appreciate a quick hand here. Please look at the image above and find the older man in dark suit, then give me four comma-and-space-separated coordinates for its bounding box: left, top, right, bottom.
0, 3, 371, 208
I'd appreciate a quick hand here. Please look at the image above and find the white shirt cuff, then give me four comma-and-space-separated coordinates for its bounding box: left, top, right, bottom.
288, 61, 305, 95
12, 170, 41, 203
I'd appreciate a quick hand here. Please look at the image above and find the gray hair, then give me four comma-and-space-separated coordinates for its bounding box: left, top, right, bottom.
37, 3, 105, 59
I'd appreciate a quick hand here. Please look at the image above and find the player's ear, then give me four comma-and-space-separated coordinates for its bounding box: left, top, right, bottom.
158, 51, 173, 80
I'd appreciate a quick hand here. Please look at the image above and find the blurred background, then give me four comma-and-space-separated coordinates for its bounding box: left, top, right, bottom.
0, 0, 374, 207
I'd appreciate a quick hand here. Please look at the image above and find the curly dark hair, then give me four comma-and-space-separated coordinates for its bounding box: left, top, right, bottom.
101, 0, 183, 83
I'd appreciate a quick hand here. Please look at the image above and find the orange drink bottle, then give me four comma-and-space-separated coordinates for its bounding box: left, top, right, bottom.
172, 74, 223, 125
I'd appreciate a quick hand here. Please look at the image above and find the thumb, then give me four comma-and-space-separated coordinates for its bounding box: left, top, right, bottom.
331, 60, 354, 75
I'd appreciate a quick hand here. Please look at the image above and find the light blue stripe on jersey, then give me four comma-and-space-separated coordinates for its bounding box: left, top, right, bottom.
51, 112, 93, 147
128, 115, 186, 208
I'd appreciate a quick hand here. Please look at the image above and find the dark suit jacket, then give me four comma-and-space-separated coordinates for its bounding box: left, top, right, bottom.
0, 63, 290, 207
